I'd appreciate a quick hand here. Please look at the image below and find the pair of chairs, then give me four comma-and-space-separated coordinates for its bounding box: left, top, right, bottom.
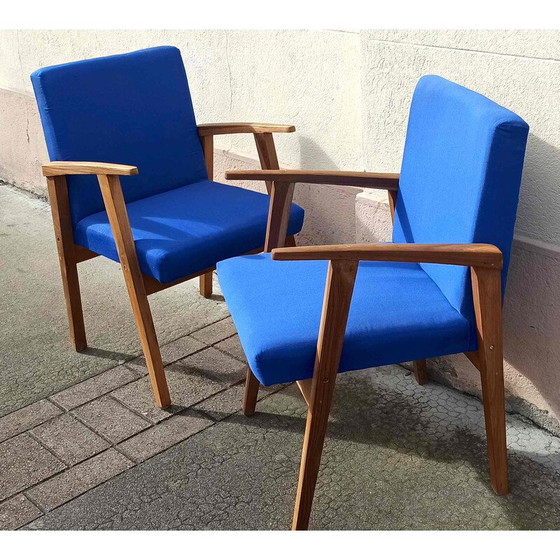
32, 46, 529, 530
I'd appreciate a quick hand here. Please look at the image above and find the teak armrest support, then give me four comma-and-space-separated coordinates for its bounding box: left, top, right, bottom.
271, 243, 503, 269
42, 161, 138, 177
198, 123, 294, 197
225, 169, 400, 190
197, 122, 295, 137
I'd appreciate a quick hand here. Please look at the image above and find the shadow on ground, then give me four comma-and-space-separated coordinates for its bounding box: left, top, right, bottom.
26, 366, 560, 530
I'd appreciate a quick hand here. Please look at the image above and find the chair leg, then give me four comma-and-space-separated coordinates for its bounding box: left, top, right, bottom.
243, 367, 260, 416
199, 271, 213, 298
46, 177, 88, 351
471, 267, 508, 495
413, 359, 428, 385
285, 235, 297, 248
60, 258, 88, 352
124, 280, 171, 409
97, 174, 171, 409
292, 260, 358, 530
292, 372, 338, 530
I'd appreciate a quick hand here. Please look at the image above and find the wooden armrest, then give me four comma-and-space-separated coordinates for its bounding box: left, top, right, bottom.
225, 169, 400, 189
42, 161, 138, 177
271, 243, 503, 269
197, 123, 296, 137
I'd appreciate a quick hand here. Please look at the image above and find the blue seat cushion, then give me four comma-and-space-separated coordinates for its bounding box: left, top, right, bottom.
217, 253, 476, 386
74, 181, 304, 284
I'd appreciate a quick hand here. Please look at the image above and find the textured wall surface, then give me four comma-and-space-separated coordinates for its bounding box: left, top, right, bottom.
0, 29, 559, 431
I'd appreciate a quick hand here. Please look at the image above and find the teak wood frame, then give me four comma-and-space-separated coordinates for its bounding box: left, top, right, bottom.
227, 168, 508, 530
44, 123, 295, 409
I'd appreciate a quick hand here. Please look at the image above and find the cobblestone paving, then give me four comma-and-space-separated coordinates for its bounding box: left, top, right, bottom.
1, 316, 284, 529
1, 323, 559, 530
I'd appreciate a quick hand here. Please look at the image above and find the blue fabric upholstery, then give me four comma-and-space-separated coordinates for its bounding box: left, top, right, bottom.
32, 46, 208, 228
31, 46, 305, 282
75, 180, 304, 284
218, 255, 473, 386
218, 76, 529, 386
393, 75, 529, 327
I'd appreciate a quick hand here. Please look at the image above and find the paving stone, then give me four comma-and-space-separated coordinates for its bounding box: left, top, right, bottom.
192, 381, 287, 421
160, 336, 206, 365
193, 384, 246, 421
31, 414, 110, 466
26, 448, 133, 511
215, 335, 246, 363
190, 317, 237, 345
0, 494, 42, 530
50, 363, 145, 411
23, 365, 560, 530
0, 434, 65, 501
112, 381, 181, 424
117, 412, 213, 462
117, 348, 246, 416
0, 400, 62, 443
73, 396, 151, 444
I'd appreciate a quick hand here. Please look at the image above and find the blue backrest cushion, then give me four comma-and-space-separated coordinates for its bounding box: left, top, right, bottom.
31, 46, 207, 226
392, 76, 529, 325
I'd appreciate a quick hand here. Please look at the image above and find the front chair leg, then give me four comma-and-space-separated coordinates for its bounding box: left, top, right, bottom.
471, 266, 508, 494
97, 174, 171, 409
243, 368, 260, 416
292, 259, 358, 530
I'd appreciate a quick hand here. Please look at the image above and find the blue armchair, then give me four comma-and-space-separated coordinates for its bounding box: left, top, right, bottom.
217, 76, 529, 529
31, 46, 304, 408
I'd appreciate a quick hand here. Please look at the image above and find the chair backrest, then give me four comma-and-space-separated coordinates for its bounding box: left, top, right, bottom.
31, 46, 207, 227
392, 75, 529, 323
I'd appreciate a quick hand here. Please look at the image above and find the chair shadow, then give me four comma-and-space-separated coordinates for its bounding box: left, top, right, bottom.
219, 374, 560, 530
80, 346, 136, 362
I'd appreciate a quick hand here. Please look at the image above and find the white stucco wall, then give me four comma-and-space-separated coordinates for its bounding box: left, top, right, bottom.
1, 30, 559, 432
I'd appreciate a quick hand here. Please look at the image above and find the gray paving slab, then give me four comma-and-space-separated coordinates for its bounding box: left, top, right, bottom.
0, 494, 42, 530
192, 384, 247, 421
73, 396, 151, 444
0, 433, 65, 501
31, 414, 110, 466
114, 348, 246, 419
159, 335, 206, 365
49, 363, 146, 411
191, 317, 237, 345
26, 448, 133, 511
0, 187, 229, 416
117, 411, 213, 463
0, 400, 62, 443
215, 335, 246, 363
24, 367, 560, 530
192, 382, 285, 421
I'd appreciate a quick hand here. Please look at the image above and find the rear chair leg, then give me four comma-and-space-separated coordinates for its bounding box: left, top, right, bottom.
58, 255, 87, 351
243, 368, 260, 416
199, 271, 213, 298
46, 176, 87, 351
471, 267, 508, 494
413, 359, 428, 385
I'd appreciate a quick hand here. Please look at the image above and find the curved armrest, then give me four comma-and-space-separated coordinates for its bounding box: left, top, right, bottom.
271, 243, 503, 269
225, 169, 400, 189
42, 161, 138, 177
197, 122, 296, 137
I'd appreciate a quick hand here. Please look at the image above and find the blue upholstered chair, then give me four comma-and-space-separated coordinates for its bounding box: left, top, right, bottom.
218, 76, 529, 529
31, 46, 304, 408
